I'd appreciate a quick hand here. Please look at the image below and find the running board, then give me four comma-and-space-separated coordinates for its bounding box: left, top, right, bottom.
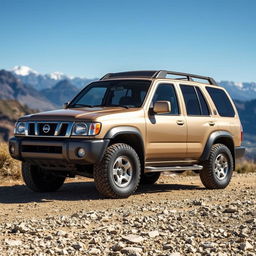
144, 165, 203, 173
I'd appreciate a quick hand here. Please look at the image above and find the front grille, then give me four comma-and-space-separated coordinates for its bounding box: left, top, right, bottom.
38, 123, 57, 136
22, 145, 62, 154
26, 121, 72, 137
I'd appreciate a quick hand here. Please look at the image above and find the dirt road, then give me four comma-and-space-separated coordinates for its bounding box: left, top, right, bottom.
0, 172, 255, 255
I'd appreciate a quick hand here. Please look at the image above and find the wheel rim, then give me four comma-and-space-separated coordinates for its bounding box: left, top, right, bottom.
112, 156, 133, 188
214, 153, 229, 180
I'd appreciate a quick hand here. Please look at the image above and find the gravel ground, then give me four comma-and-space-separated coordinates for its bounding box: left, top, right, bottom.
0, 172, 255, 256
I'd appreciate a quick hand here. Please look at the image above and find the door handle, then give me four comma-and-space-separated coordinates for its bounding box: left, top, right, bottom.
209, 121, 215, 126
176, 120, 184, 125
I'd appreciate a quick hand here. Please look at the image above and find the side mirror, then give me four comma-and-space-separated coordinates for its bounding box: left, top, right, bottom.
153, 101, 171, 114
64, 101, 70, 109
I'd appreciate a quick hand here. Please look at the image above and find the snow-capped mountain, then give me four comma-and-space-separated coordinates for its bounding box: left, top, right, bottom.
11, 66, 96, 90
12, 65, 39, 76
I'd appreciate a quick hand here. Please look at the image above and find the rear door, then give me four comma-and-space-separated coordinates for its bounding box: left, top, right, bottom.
180, 84, 216, 158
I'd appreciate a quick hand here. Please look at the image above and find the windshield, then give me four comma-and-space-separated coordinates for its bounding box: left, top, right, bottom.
69, 80, 151, 108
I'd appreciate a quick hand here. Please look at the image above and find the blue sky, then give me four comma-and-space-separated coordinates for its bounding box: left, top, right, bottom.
0, 0, 256, 81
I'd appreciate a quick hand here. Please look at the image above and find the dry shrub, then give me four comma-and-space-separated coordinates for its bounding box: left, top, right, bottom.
0, 143, 21, 180
235, 160, 256, 173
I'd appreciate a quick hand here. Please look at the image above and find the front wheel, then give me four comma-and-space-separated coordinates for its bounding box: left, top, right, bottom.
200, 144, 233, 189
22, 162, 66, 192
94, 143, 141, 198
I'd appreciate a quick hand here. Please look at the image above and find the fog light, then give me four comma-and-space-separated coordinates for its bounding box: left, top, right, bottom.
10, 145, 15, 154
77, 147, 86, 158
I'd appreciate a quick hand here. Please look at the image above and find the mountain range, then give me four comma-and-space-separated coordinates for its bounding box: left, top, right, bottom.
12, 66, 96, 90
11, 66, 256, 101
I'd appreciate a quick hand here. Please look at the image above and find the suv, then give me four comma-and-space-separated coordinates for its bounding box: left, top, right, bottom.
9, 70, 245, 198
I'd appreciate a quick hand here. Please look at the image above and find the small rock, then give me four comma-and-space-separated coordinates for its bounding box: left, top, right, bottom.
122, 234, 144, 243
223, 207, 237, 213
72, 242, 84, 250
239, 241, 254, 251
121, 247, 143, 255
148, 230, 159, 238
112, 242, 125, 251
5, 239, 22, 246
88, 248, 101, 255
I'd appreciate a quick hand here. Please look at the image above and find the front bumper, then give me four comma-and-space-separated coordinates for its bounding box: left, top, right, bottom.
235, 146, 246, 159
9, 137, 109, 164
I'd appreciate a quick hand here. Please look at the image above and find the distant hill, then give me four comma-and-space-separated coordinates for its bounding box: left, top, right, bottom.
0, 100, 35, 141
220, 81, 256, 101
41, 79, 79, 107
11, 66, 96, 90
0, 70, 56, 111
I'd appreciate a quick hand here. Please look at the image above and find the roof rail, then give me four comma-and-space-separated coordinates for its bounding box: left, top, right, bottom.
154, 70, 218, 86
100, 70, 218, 86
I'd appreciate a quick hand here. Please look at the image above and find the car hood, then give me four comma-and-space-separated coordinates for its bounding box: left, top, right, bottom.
19, 107, 140, 121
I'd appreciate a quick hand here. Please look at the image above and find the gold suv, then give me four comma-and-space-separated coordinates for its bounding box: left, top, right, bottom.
9, 70, 245, 198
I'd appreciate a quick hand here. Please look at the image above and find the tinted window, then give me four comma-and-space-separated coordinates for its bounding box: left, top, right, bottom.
180, 85, 201, 115
195, 87, 210, 115
206, 87, 235, 117
76, 87, 107, 106
70, 80, 151, 108
152, 84, 179, 115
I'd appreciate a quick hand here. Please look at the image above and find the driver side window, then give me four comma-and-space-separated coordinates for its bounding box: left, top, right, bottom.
152, 84, 179, 115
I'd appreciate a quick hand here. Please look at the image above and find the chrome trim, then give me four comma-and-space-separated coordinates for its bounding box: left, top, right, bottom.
16, 121, 74, 138
144, 165, 203, 173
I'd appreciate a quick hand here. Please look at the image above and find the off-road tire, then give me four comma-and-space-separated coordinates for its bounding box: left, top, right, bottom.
22, 162, 66, 192
94, 143, 141, 198
200, 144, 233, 189
140, 172, 161, 184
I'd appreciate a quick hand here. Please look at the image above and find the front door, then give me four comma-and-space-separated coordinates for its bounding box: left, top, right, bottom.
145, 83, 187, 162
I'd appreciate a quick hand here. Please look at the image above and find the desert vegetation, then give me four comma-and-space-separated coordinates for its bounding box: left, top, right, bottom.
0, 143, 21, 180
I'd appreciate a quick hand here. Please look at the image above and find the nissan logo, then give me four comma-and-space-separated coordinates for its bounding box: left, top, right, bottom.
43, 124, 51, 133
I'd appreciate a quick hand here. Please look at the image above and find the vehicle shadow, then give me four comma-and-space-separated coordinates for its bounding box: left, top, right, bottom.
0, 181, 202, 204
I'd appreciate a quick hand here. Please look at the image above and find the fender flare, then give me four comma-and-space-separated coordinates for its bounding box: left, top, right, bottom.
104, 126, 145, 156
200, 131, 235, 162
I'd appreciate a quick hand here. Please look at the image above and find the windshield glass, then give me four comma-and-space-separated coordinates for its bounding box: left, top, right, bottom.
69, 80, 151, 108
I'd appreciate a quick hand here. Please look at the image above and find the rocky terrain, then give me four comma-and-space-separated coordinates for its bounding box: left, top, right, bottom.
0, 173, 255, 255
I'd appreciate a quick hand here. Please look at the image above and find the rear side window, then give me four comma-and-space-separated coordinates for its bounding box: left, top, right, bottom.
195, 87, 210, 115
206, 87, 235, 117
180, 85, 201, 115
180, 85, 210, 116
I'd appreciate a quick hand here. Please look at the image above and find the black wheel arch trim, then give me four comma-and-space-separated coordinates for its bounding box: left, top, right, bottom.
200, 131, 235, 162
104, 126, 145, 155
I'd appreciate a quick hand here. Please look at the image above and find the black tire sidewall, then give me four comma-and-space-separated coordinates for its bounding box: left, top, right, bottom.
106, 147, 141, 196
210, 146, 233, 187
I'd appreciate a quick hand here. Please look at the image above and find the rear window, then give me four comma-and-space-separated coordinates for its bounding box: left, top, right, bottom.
206, 87, 235, 117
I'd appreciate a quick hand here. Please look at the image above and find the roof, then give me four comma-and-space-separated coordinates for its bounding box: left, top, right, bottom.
100, 70, 218, 86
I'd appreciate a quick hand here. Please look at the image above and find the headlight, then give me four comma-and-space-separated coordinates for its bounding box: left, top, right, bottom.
72, 122, 101, 136
15, 122, 26, 135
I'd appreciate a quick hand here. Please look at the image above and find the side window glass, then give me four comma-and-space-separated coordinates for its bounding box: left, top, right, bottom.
195, 87, 210, 115
206, 87, 235, 117
180, 85, 201, 115
152, 84, 179, 115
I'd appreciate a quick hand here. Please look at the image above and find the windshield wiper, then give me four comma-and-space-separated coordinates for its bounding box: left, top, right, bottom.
104, 104, 130, 109
70, 104, 95, 108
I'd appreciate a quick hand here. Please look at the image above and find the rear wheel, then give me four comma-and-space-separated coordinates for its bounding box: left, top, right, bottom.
200, 144, 233, 189
94, 143, 141, 198
141, 172, 161, 184
22, 162, 66, 192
